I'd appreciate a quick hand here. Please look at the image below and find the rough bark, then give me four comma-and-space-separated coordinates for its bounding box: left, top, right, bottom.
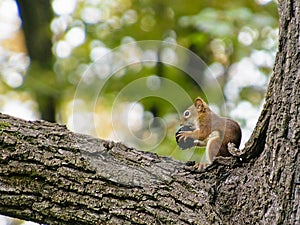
0, 0, 299, 224
224, 0, 300, 223
0, 113, 226, 224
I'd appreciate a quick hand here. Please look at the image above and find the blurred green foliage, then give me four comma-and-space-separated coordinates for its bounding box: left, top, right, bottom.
0, 0, 278, 162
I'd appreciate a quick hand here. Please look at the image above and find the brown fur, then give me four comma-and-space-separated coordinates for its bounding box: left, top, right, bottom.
178, 97, 242, 163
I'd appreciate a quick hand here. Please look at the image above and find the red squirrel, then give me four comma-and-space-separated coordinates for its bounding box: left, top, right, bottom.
176, 97, 242, 165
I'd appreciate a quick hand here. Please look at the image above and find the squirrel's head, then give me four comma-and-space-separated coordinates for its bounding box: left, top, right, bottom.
180, 97, 208, 129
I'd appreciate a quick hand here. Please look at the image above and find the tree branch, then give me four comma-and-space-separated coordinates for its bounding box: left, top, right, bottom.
0, 113, 231, 224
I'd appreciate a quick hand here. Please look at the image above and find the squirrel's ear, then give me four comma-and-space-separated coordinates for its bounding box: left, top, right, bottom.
194, 97, 206, 112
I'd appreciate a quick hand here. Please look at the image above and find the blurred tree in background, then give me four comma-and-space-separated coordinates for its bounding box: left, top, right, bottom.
0, 0, 278, 152
16, 0, 56, 122
0, 0, 278, 224
0, 0, 278, 159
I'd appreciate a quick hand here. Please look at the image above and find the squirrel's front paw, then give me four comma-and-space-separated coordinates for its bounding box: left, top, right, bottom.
176, 130, 192, 142
175, 126, 195, 150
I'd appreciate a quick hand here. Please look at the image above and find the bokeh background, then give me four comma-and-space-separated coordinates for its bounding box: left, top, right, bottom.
0, 0, 278, 224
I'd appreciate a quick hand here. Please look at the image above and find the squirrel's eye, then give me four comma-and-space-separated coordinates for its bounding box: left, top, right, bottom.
184, 110, 190, 118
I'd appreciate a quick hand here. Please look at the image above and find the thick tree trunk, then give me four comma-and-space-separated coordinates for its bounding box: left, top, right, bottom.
0, 0, 299, 224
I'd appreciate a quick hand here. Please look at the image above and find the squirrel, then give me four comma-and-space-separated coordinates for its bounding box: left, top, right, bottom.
176, 97, 242, 166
